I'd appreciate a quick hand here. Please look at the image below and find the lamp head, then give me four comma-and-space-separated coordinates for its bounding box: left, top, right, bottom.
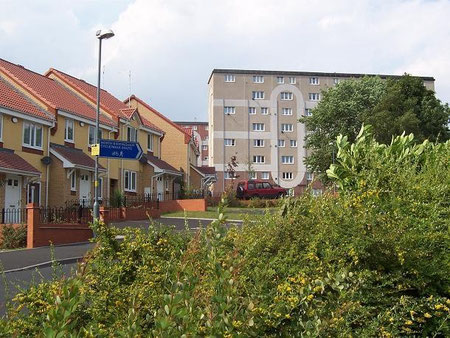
96, 29, 115, 40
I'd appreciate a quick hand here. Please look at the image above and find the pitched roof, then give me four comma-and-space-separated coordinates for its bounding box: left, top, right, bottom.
118, 107, 164, 134
146, 153, 181, 174
0, 148, 40, 176
0, 58, 115, 127
127, 95, 191, 143
50, 143, 105, 171
46, 69, 163, 134
195, 166, 216, 176
0, 77, 52, 121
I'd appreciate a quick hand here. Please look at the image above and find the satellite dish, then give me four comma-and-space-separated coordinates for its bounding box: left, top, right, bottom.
41, 156, 52, 165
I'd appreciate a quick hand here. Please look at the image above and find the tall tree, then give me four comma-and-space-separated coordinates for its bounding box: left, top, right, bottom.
301, 75, 450, 181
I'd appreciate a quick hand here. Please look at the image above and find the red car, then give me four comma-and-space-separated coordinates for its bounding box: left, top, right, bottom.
236, 180, 287, 199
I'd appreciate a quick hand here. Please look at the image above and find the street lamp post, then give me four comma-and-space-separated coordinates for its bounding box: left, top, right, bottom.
93, 29, 114, 223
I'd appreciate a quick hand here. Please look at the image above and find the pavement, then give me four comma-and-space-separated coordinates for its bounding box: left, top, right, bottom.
0, 217, 242, 314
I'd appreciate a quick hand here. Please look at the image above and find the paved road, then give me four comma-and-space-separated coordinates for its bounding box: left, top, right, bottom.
0, 217, 242, 314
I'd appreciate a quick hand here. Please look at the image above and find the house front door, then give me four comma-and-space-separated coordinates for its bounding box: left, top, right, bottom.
4, 175, 22, 223
79, 171, 91, 206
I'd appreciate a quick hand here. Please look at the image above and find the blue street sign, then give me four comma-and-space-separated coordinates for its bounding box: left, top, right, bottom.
99, 139, 143, 160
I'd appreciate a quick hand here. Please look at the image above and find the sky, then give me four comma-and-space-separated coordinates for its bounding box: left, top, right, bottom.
1, 0, 449, 121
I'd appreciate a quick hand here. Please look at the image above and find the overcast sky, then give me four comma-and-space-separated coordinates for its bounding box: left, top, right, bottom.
1, 0, 449, 121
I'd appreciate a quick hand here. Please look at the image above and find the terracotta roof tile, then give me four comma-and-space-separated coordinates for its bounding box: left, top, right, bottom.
50, 143, 104, 170
0, 58, 115, 127
0, 77, 52, 120
196, 166, 216, 176
47, 69, 163, 133
146, 153, 180, 173
0, 148, 40, 176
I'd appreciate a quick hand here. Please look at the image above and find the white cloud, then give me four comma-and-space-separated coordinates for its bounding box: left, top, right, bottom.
0, 0, 449, 120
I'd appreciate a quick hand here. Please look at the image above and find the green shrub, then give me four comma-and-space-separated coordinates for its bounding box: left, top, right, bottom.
1, 127, 448, 336
110, 189, 124, 208
1, 224, 26, 249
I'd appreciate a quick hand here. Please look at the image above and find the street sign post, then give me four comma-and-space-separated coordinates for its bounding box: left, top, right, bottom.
98, 139, 143, 160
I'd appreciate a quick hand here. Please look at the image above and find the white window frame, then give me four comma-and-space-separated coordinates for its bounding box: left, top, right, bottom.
224, 106, 236, 115
253, 75, 264, 83
147, 133, 154, 151
306, 172, 314, 181
88, 125, 102, 146
64, 118, 74, 143
280, 92, 293, 100
27, 181, 41, 204
305, 108, 313, 116
249, 172, 257, 179
281, 156, 294, 164
202, 145, 207, 150
281, 123, 294, 133
282, 108, 293, 116
253, 155, 265, 164
289, 77, 296, 84
0, 114, 3, 141
253, 139, 264, 147
261, 107, 269, 115
224, 74, 235, 82
124, 170, 137, 192
261, 172, 269, 180
290, 140, 297, 147
277, 76, 284, 84
224, 138, 235, 146
282, 172, 293, 180
309, 93, 320, 101
309, 77, 320, 85
248, 107, 256, 115
23, 121, 43, 149
252, 123, 265, 131
127, 126, 138, 142
70, 171, 76, 191
278, 139, 285, 147
334, 78, 340, 85
252, 91, 264, 100
224, 172, 235, 179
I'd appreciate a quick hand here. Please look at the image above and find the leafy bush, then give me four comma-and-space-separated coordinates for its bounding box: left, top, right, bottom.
1, 126, 448, 336
1, 224, 26, 249
110, 189, 124, 208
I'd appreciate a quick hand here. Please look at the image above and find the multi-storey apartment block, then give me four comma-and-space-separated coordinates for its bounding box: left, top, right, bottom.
208, 69, 435, 195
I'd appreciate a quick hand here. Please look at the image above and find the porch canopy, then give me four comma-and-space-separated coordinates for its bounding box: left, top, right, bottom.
50, 143, 106, 172
0, 148, 40, 177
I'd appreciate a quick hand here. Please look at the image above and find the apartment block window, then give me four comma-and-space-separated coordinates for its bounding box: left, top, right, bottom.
333, 78, 340, 85
277, 76, 284, 84
280, 92, 293, 100
224, 138, 235, 146
252, 91, 264, 100
278, 139, 285, 147
202, 145, 207, 150
124, 170, 137, 192
306, 172, 314, 181
23, 121, 43, 149
248, 107, 256, 115
253, 75, 264, 83
261, 172, 269, 180
192, 125, 198, 130
249, 172, 257, 179
252, 123, 265, 131
224, 106, 235, 114
282, 108, 293, 116
309, 77, 319, 85
224, 172, 235, 179
70, 171, 76, 191
65, 118, 74, 142
127, 126, 138, 142
253, 155, 265, 163
253, 139, 264, 147
281, 155, 294, 164
305, 108, 313, 116
281, 123, 294, 132
290, 140, 297, 147
89, 126, 102, 146
289, 77, 296, 84
147, 133, 153, 151
224, 74, 235, 82
309, 93, 320, 101
261, 107, 269, 115
282, 172, 293, 180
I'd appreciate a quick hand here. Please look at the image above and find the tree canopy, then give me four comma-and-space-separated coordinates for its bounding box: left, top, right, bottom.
301, 74, 449, 179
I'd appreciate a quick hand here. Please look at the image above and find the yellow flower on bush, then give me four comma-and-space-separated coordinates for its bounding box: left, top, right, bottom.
424, 313, 432, 318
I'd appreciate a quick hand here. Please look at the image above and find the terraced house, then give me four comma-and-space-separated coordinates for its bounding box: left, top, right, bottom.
0, 58, 186, 214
